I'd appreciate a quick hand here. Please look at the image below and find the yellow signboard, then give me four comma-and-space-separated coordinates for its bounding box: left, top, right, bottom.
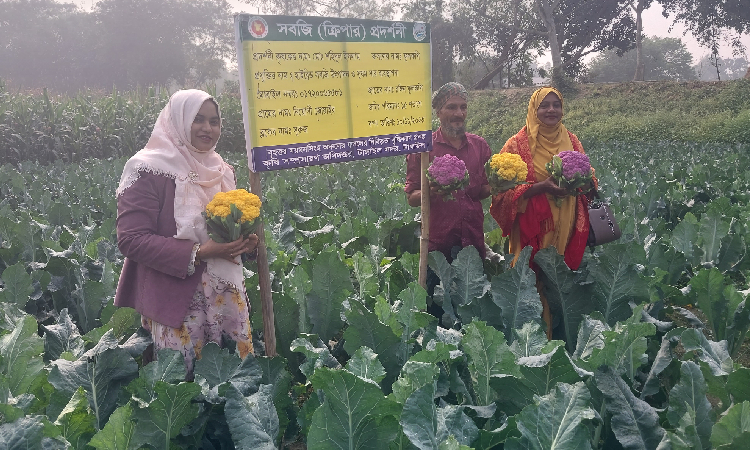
235, 15, 432, 171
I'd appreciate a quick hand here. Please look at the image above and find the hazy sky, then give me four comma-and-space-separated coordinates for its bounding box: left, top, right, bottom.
639, 5, 750, 63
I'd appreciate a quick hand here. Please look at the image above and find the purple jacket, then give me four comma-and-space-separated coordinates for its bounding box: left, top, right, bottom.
114, 172, 204, 328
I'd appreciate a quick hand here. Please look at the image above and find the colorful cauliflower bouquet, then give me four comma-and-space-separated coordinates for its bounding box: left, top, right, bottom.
426, 154, 470, 201
204, 189, 261, 243
545, 150, 593, 206
485, 152, 528, 195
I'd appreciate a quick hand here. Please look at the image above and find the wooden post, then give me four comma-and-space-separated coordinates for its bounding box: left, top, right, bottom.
249, 170, 277, 356
418, 152, 430, 289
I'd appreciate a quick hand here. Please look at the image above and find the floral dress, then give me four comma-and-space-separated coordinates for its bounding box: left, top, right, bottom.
142, 267, 253, 376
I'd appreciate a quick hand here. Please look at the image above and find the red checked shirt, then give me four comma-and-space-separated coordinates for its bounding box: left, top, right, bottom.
405, 128, 491, 260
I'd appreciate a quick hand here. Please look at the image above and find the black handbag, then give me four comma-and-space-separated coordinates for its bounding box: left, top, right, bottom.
587, 191, 621, 247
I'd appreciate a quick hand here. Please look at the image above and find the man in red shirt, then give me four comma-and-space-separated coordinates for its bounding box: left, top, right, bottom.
405, 82, 491, 320
405, 82, 491, 261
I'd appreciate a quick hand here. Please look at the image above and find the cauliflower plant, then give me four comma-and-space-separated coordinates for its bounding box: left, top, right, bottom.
485, 152, 528, 195
545, 150, 593, 205
426, 154, 470, 201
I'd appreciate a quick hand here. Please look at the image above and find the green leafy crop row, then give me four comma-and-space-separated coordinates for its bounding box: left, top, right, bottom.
0, 80, 248, 165
2, 245, 750, 449
2, 84, 750, 448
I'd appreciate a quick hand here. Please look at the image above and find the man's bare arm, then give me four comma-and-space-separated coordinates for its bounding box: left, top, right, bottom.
407, 190, 422, 207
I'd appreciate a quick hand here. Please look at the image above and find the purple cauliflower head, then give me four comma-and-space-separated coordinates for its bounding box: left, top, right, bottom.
558, 150, 591, 179
428, 155, 468, 186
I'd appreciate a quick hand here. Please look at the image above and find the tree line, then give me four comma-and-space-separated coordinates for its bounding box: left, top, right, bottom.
0, 0, 748, 93
1, 0, 235, 92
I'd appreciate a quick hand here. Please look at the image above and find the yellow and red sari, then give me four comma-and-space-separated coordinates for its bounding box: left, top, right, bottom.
490, 87, 595, 271
490, 87, 596, 338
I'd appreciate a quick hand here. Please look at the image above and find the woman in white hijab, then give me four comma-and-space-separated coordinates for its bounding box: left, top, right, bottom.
115, 89, 258, 376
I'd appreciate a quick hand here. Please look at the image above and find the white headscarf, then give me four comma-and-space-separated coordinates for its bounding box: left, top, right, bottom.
117, 89, 243, 290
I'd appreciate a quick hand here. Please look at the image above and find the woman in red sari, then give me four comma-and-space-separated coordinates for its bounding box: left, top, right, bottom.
490, 86, 596, 339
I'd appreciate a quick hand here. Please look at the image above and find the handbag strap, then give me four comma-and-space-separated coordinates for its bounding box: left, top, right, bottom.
589, 185, 602, 205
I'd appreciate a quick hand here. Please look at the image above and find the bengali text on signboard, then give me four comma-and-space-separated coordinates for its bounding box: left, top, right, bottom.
235, 14, 432, 171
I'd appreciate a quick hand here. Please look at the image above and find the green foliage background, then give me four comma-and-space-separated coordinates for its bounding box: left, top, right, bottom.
2, 79, 750, 449
2, 79, 750, 166
469, 79, 750, 147
586, 36, 698, 83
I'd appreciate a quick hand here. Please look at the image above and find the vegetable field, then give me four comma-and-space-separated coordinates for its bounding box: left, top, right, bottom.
2, 82, 750, 449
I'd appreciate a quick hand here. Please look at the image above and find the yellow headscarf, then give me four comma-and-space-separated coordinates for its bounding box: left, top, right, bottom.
526, 87, 573, 182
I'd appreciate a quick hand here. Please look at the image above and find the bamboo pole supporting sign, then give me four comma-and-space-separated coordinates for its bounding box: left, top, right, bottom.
418, 152, 430, 289
249, 170, 277, 356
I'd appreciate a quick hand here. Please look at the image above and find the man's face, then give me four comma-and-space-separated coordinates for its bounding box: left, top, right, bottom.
437, 96, 468, 137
